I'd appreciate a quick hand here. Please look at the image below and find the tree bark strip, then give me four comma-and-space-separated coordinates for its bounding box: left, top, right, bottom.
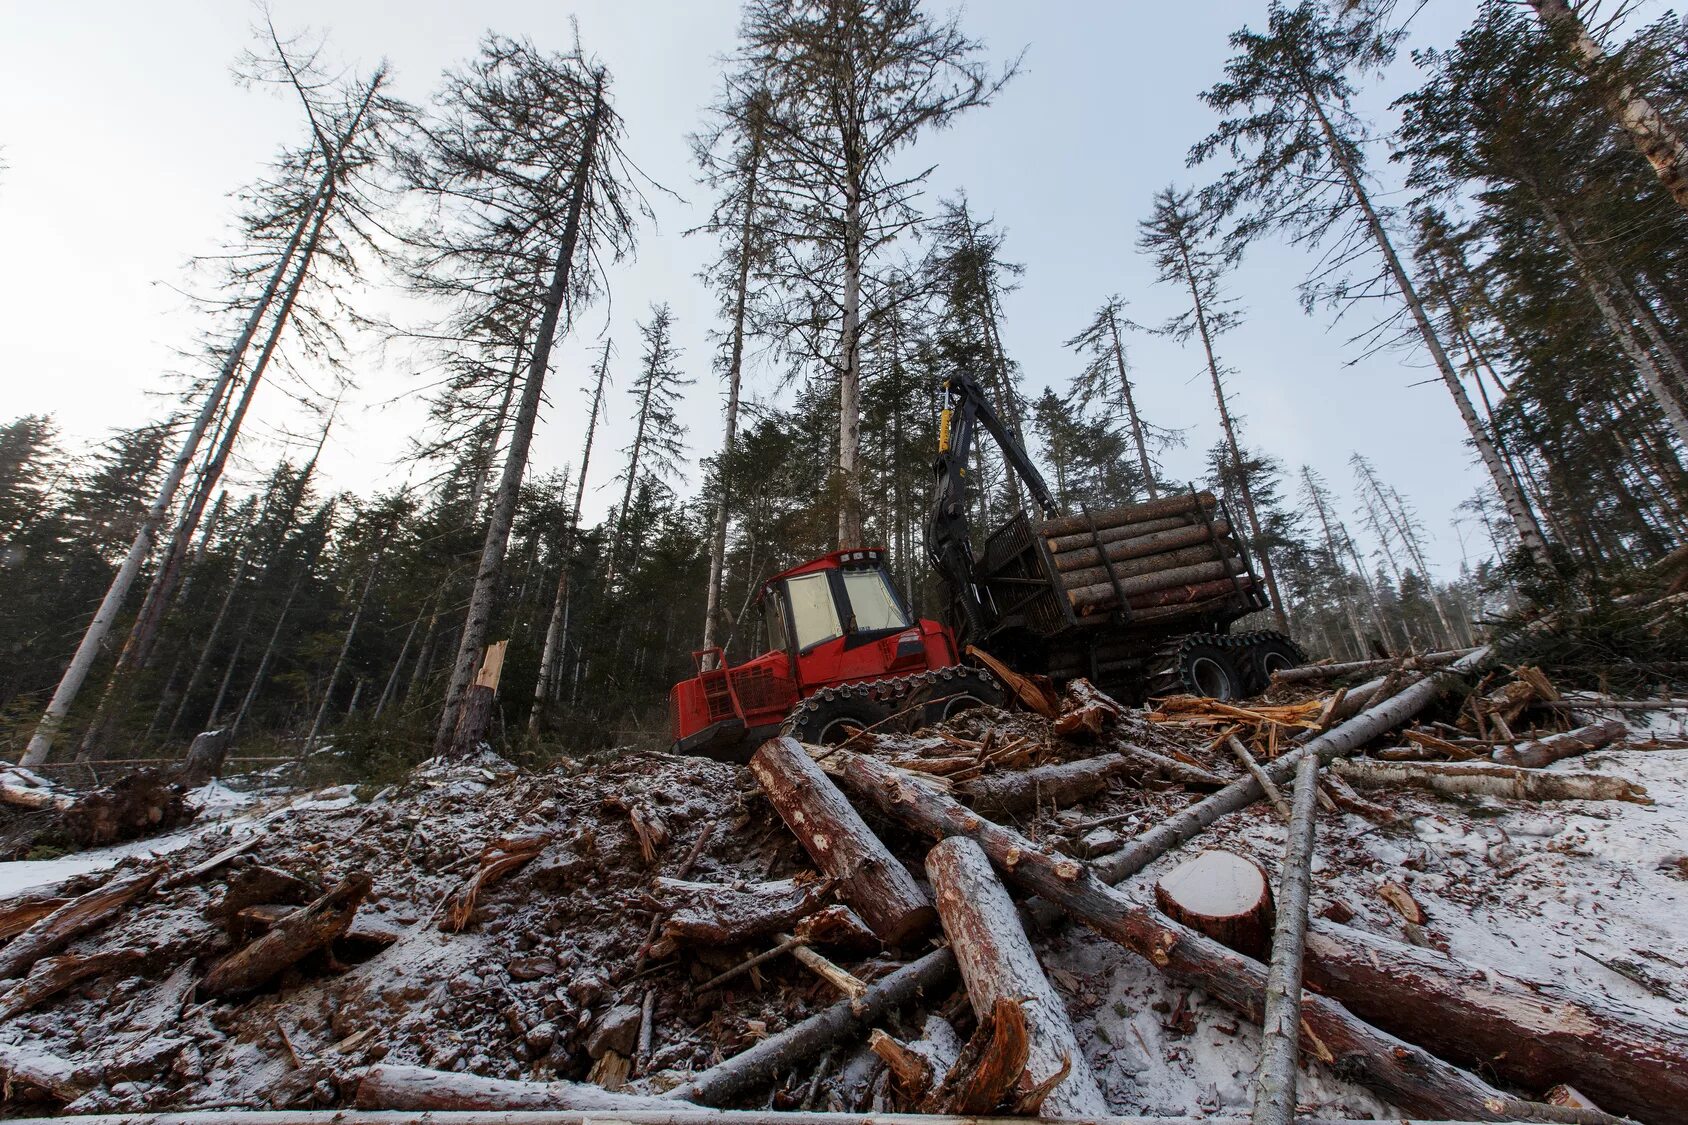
202, 871, 371, 996
0, 866, 161, 981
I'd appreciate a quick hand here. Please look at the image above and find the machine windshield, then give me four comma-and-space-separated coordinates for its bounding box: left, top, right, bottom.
842, 567, 909, 632
785, 572, 843, 651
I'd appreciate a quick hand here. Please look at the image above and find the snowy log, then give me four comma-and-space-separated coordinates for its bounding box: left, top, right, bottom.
656, 876, 833, 946
925, 837, 1108, 1117
1153, 850, 1274, 959
750, 737, 934, 945
1329, 758, 1650, 804
1492, 719, 1628, 768
955, 754, 1138, 817
201, 870, 371, 996
356, 1064, 677, 1111
0, 948, 146, 1020
840, 751, 1584, 1122
0, 865, 161, 981
0, 1041, 92, 1102
0, 892, 71, 942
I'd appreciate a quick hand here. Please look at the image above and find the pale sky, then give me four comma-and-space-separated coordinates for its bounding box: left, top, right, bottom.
1, 0, 1541, 578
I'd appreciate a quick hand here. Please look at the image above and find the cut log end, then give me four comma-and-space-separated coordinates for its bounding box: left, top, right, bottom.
1153, 849, 1275, 959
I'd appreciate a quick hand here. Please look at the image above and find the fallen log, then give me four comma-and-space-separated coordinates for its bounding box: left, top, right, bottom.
656, 877, 835, 946
926, 836, 1108, 1117
1038, 491, 1217, 539
1225, 736, 1289, 820
0, 948, 146, 1020
0, 865, 161, 981
356, 1063, 676, 1111
840, 752, 1614, 1123
1122, 745, 1228, 789
1153, 850, 1273, 959
750, 737, 934, 946
0, 1113, 1643, 1125
1330, 759, 1650, 804
0, 1040, 92, 1102
1050, 521, 1232, 574
0, 892, 72, 941
1052, 678, 1126, 738
202, 870, 371, 997
1492, 719, 1628, 768
1272, 649, 1476, 686
1303, 920, 1688, 1125
1250, 750, 1322, 1125
955, 754, 1139, 817
1089, 645, 1494, 888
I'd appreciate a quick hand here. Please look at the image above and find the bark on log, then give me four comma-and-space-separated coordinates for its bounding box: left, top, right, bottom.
0, 892, 71, 941
1492, 719, 1628, 768
749, 737, 934, 945
201, 870, 371, 996
0, 865, 161, 981
1043, 511, 1205, 554
0, 948, 146, 1020
1050, 521, 1231, 574
922, 998, 1032, 1115
1067, 558, 1247, 611
1038, 491, 1216, 538
1153, 850, 1274, 959
1056, 541, 1232, 593
840, 752, 1586, 1122
1272, 650, 1476, 686
1330, 759, 1650, 804
956, 755, 1138, 818
926, 837, 1109, 1117
1089, 645, 1493, 888
1304, 920, 1688, 1125
1250, 750, 1322, 1125
357, 1064, 676, 1111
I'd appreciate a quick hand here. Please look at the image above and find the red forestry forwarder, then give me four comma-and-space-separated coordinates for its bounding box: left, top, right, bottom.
670, 371, 1303, 758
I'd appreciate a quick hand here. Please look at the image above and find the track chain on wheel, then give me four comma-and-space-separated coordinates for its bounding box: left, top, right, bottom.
780, 665, 1006, 745
1228, 629, 1307, 695
1146, 632, 1248, 701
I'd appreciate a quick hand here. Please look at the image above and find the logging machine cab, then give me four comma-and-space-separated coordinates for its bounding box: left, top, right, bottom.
669, 548, 968, 759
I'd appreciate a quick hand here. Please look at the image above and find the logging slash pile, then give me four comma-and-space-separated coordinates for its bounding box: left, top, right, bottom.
1, 646, 1686, 1124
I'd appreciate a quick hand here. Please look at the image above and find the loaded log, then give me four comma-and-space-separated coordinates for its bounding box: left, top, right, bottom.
1067, 558, 1248, 613
1056, 541, 1234, 592
750, 737, 934, 946
1050, 521, 1231, 574
1044, 512, 1204, 554
926, 836, 1109, 1117
1038, 491, 1217, 538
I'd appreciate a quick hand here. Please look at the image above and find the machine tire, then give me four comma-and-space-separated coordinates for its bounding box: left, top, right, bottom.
1147, 634, 1246, 702
1235, 631, 1307, 695
911, 666, 1007, 728
783, 690, 892, 745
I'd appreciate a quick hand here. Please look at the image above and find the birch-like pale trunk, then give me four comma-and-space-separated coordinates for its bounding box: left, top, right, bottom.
1177, 242, 1289, 632
837, 177, 865, 546
1303, 85, 1553, 569
1353, 456, 1458, 649
20, 165, 329, 771
434, 83, 605, 756
1104, 310, 1159, 501
304, 542, 384, 752
1538, 198, 1688, 447
701, 132, 762, 665
1302, 468, 1382, 656
1527, 0, 1688, 214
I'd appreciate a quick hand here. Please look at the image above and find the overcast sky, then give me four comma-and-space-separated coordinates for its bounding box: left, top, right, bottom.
2, 0, 1542, 578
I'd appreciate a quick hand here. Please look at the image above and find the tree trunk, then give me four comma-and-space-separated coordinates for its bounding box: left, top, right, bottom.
748, 737, 935, 946
837, 175, 865, 547
1305, 84, 1553, 568
1492, 717, 1627, 768
1329, 757, 1647, 803
304, 541, 384, 752
435, 81, 605, 756
1527, 0, 1688, 214
925, 837, 1109, 1117
1105, 310, 1159, 500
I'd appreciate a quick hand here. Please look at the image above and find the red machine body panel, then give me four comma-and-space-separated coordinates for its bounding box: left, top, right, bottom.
668, 547, 960, 757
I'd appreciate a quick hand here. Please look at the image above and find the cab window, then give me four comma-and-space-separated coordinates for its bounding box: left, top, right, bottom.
786, 572, 843, 651
841, 568, 909, 632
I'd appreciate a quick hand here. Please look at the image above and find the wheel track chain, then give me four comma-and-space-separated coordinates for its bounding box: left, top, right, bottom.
780, 665, 998, 740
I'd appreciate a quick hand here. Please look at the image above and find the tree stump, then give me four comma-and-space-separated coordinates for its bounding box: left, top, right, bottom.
176, 729, 233, 787
1153, 849, 1275, 959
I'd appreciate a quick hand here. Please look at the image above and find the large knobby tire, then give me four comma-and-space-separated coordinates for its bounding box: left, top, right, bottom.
1151, 637, 1246, 702
783, 691, 893, 745
1237, 632, 1306, 696
911, 666, 1007, 728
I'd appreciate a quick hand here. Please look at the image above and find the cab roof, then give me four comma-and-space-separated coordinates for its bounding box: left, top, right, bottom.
762, 547, 891, 595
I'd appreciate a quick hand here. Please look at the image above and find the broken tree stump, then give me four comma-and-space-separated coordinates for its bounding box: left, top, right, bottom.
840, 752, 1597, 1122
750, 737, 934, 945
175, 728, 233, 787
202, 870, 371, 996
1492, 718, 1628, 768
923, 999, 1033, 1115
357, 1064, 675, 1111
1153, 849, 1274, 959
926, 836, 1108, 1117
0, 864, 161, 981
1330, 758, 1650, 804
956, 754, 1139, 818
